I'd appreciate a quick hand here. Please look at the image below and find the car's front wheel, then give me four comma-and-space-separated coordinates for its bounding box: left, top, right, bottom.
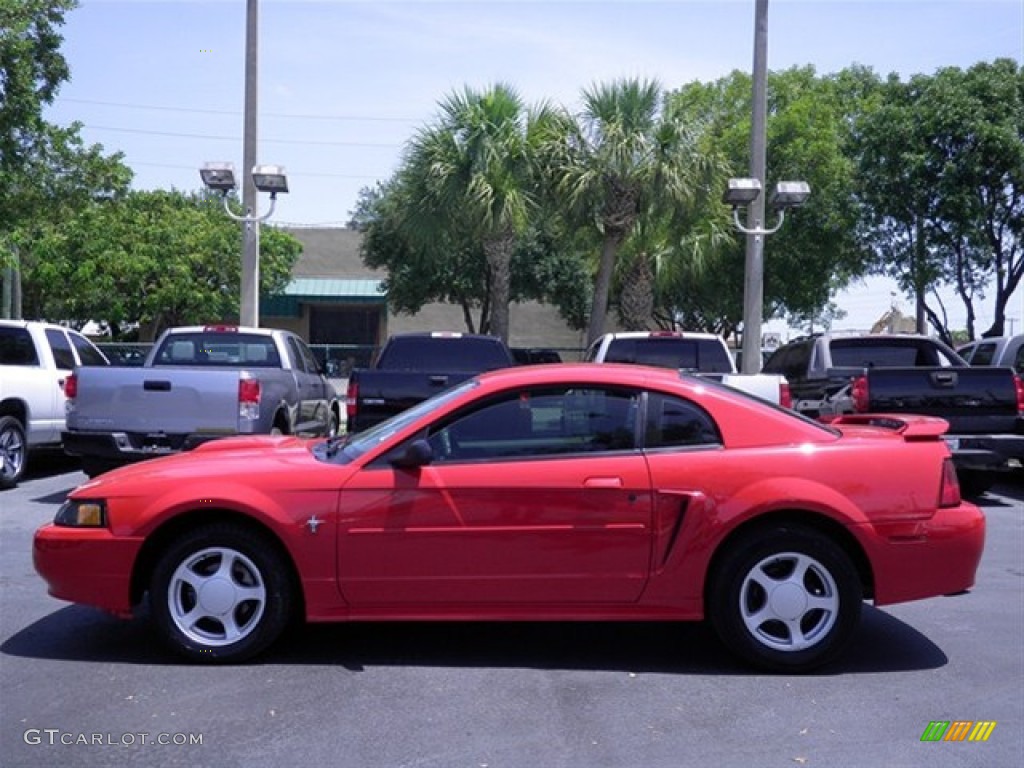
709, 525, 862, 672
0, 415, 27, 490
150, 524, 294, 662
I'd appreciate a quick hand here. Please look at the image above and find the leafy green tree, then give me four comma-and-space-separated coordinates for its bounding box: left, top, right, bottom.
555, 78, 721, 344
1, 0, 131, 316
351, 181, 591, 334
24, 190, 302, 338
396, 83, 565, 343
668, 66, 873, 334
854, 60, 1023, 341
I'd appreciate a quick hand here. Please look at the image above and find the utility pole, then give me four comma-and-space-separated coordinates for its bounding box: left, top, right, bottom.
740, 0, 769, 374
240, 0, 260, 327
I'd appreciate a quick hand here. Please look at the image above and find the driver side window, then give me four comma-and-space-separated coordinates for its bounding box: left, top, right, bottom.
427, 386, 638, 463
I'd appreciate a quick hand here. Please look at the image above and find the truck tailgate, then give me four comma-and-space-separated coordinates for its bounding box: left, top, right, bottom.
866, 366, 1020, 434
351, 370, 476, 430
68, 366, 243, 434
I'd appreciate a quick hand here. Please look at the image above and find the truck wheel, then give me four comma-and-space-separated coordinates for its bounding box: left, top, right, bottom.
150, 524, 294, 663
709, 525, 862, 672
81, 458, 120, 478
957, 469, 995, 499
0, 416, 27, 489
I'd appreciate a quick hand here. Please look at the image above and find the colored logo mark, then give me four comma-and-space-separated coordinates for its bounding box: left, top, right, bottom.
921, 721, 997, 742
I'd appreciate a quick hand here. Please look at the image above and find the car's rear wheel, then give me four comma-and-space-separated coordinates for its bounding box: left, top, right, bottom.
0, 415, 27, 490
709, 525, 862, 672
150, 524, 293, 663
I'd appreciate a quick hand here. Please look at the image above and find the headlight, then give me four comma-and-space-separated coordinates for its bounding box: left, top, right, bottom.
54, 499, 107, 527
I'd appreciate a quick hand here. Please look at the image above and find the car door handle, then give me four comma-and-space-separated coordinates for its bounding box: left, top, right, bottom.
583, 476, 623, 488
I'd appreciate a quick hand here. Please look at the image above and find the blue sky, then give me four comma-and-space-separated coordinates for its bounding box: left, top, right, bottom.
45, 0, 1024, 335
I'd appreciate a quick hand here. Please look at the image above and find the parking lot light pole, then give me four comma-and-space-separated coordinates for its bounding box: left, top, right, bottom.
199, 162, 289, 327
723, 178, 810, 373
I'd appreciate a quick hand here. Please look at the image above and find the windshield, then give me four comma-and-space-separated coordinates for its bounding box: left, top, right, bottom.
605, 338, 733, 373
323, 378, 480, 464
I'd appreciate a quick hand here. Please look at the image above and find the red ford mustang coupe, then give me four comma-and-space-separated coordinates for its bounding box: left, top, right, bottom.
34, 364, 985, 671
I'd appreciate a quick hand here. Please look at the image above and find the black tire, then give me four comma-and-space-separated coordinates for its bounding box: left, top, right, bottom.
0, 415, 27, 490
81, 457, 121, 478
709, 525, 862, 672
957, 469, 996, 500
150, 524, 294, 663
327, 409, 340, 438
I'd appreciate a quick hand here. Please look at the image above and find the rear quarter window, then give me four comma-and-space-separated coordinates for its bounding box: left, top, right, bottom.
69, 332, 109, 366
644, 393, 721, 449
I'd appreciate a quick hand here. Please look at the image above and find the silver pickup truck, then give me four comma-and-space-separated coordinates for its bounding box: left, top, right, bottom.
63, 325, 340, 476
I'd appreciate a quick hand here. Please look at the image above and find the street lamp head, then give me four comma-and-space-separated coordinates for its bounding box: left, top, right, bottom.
252, 165, 289, 196
770, 181, 811, 209
199, 162, 237, 193
722, 177, 762, 208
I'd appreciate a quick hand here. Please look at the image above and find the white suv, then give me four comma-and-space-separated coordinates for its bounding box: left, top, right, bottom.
0, 320, 109, 488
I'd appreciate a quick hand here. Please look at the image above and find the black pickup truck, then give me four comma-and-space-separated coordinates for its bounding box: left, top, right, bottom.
345, 332, 516, 432
763, 333, 1024, 496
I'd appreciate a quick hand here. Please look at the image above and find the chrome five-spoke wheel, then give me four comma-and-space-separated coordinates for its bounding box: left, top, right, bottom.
152, 524, 293, 662
738, 552, 839, 652
168, 547, 268, 647
710, 525, 862, 672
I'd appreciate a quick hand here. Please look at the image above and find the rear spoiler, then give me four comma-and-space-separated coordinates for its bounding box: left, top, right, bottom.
828, 413, 949, 440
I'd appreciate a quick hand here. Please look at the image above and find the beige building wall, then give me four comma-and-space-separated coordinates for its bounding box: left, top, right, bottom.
280, 226, 588, 356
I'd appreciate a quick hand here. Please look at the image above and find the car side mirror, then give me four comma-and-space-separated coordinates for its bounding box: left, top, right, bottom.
390, 439, 434, 469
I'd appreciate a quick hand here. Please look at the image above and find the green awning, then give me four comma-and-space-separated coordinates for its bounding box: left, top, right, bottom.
262, 278, 387, 317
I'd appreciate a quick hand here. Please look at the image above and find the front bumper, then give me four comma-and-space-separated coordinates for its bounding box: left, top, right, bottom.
33, 524, 144, 617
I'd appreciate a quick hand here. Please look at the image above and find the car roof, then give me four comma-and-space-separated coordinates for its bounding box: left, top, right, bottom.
599, 331, 719, 341
475, 361, 704, 390
162, 325, 277, 335
0, 319, 78, 332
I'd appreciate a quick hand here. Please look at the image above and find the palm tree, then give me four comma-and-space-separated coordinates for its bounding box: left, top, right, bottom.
557, 78, 716, 344
400, 84, 560, 343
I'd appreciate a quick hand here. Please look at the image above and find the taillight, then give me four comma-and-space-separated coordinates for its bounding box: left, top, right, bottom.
779, 381, 792, 409
939, 458, 961, 508
851, 375, 869, 412
64, 372, 78, 399
238, 376, 261, 421
345, 380, 358, 421
1015, 375, 1024, 415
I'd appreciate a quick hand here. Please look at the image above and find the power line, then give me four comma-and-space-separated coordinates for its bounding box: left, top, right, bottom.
58, 97, 419, 123
84, 124, 403, 148
131, 160, 385, 180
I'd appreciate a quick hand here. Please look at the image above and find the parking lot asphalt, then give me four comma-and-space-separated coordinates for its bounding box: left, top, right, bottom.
2, 454, 1021, 768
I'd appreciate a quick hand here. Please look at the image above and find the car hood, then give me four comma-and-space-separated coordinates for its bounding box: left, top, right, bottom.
72, 436, 346, 498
